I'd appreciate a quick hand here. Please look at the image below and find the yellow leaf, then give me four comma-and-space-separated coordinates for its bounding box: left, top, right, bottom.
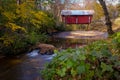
6, 22, 26, 32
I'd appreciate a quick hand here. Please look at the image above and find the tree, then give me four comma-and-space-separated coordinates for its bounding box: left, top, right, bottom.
98, 0, 114, 34
93, 1, 104, 20
117, 3, 120, 16
48, 0, 114, 34
0, 0, 55, 55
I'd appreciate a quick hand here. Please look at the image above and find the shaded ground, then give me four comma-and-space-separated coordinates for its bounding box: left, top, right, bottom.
53, 31, 108, 39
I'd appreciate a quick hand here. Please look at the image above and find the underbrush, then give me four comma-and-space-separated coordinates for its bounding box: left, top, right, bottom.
41, 32, 120, 80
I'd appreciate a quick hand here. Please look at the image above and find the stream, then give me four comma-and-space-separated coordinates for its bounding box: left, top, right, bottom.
0, 50, 56, 80
0, 31, 108, 80
0, 39, 87, 80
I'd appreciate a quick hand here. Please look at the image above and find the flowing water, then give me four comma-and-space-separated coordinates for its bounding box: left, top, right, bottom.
0, 31, 108, 80
0, 39, 89, 80
0, 50, 56, 80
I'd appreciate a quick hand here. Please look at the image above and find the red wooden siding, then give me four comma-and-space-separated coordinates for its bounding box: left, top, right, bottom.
77, 15, 92, 24
62, 15, 93, 24
65, 16, 77, 24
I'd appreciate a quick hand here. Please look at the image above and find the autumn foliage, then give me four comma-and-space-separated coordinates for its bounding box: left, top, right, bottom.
0, 0, 56, 55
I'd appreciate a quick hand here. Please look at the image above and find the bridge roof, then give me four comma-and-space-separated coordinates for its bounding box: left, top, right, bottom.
61, 10, 94, 16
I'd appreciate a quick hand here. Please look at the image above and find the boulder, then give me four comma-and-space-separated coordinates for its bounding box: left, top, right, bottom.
38, 43, 55, 55
29, 43, 55, 55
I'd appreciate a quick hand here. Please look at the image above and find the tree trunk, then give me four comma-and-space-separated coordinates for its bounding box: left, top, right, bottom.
98, 0, 114, 34
17, 0, 21, 5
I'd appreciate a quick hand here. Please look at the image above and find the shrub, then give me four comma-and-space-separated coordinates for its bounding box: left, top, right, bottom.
26, 31, 48, 45
0, 1, 56, 56
111, 32, 120, 55
54, 22, 66, 32
0, 33, 28, 56
41, 40, 120, 80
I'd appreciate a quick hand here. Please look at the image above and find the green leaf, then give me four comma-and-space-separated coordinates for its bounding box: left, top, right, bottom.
58, 54, 67, 61
95, 69, 102, 78
73, 54, 78, 62
77, 65, 86, 74
110, 55, 119, 61
101, 62, 113, 73
101, 49, 112, 57
79, 54, 86, 60
86, 71, 94, 79
54, 49, 59, 54
71, 68, 77, 76
91, 50, 102, 58
57, 67, 66, 77
66, 60, 73, 68
115, 61, 120, 66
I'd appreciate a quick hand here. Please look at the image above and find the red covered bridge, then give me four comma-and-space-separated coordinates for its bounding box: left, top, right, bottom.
61, 10, 94, 24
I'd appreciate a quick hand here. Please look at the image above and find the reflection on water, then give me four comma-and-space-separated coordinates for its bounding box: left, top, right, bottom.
48, 38, 94, 49
0, 49, 56, 80
0, 36, 104, 80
